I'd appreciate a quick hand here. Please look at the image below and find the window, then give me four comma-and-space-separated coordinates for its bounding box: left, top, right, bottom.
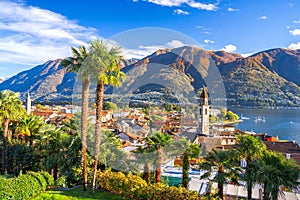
205, 108, 208, 115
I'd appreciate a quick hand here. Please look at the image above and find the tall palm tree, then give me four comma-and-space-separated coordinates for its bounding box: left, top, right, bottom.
146, 131, 172, 183
84, 39, 125, 192
61, 45, 90, 191
257, 150, 299, 200
182, 142, 200, 188
200, 149, 241, 199
233, 135, 266, 200
0, 90, 25, 174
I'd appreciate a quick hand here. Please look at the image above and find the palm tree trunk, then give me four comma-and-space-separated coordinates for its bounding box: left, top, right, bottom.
92, 82, 104, 192
155, 147, 162, 183
182, 152, 189, 188
263, 182, 268, 200
81, 78, 90, 191
1, 119, 9, 174
218, 182, 224, 200
218, 166, 224, 200
143, 163, 151, 184
247, 180, 252, 200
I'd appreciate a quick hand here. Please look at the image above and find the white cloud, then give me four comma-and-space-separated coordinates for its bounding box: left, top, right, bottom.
122, 39, 185, 59
187, 1, 217, 10
288, 42, 300, 49
141, 0, 218, 11
173, 9, 190, 15
293, 20, 300, 24
0, 0, 99, 67
166, 39, 185, 48
227, 7, 239, 12
204, 39, 214, 44
259, 16, 268, 20
289, 29, 300, 36
197, 25, 211, 34
221, 44, 237, 52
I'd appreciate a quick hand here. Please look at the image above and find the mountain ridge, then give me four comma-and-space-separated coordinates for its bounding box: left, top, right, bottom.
0, 46, 299, 107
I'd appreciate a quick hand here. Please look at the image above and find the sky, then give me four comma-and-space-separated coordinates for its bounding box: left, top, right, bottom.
1, 0, 300, 77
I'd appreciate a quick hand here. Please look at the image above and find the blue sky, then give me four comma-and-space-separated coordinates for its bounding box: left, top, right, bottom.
1, 0, 300, 77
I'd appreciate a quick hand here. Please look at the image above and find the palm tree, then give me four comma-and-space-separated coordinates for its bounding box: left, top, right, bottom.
257, 150, 299, 200
146, 131, 172, 183
84, 39, 125, 192
200, 149, 241, 199
61, 45, 89, 191
182, 142, 200, 188
233, 135, 266, 200
134, 146, 157, 184
0, 90, 25, 174
16, 114, 44, 146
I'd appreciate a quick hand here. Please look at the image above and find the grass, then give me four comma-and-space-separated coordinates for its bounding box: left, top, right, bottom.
33, 186, 124, 200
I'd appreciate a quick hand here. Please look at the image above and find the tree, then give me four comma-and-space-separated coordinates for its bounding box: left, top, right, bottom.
39, 124, 81, 181
85, 39, 125, 192
0, 90, 26, 174
15, 114, 44, 146
103, 102, 119, 111
134, 145, 158, 184
146, 131, 172, 183
200, 149, 241, 199
182, 142, 200, 188
225, 111, 238, 121
257, 151, 299, 200
233, 135, 266, 200
61, 45, 89, 191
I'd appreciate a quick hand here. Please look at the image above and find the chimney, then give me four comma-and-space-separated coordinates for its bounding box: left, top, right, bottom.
286, 153, 291, 160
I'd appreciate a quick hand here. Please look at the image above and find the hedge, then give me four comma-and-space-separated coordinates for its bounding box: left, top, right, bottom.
0, 171, 54, 200
96, 169, 200, 200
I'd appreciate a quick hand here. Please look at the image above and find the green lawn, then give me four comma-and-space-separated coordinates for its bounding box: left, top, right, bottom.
33, 187, 124, 200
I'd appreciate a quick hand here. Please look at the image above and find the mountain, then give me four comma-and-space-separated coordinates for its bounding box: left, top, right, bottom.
0, 59, 76, 102
123, 46, 299, 107
0, 47, 299, 108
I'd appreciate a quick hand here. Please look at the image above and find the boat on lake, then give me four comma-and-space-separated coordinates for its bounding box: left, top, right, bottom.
240, 114, 250, 120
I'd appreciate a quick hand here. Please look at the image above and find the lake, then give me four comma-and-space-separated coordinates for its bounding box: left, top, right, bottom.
229, 108, 300, 143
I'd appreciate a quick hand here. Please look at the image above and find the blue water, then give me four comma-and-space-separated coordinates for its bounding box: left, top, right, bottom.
229, 108, 300, 143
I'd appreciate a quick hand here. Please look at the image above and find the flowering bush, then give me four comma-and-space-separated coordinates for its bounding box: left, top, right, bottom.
96, 169, 200, 200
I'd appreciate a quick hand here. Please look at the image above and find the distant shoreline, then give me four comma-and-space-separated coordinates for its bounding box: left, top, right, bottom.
228, 106, 300, 110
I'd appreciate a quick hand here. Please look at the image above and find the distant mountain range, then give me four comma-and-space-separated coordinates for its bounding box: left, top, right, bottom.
0, 46, 299, 108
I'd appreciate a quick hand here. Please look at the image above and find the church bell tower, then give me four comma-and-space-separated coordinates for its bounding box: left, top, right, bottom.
198, 88, 209, 135
26, 92, 31, 115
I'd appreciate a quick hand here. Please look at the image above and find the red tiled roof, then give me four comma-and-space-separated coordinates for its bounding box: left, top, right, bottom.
264, 141, 300, 165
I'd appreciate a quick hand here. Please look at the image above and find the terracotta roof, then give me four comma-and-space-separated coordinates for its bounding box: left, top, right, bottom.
264, 141, 300, 165
199, 136, 223, 152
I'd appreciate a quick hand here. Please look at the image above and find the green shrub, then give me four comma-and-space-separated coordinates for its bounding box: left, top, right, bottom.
55, 176, 67, 188
96, 169, 200, 200
0, 171, 54, 200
